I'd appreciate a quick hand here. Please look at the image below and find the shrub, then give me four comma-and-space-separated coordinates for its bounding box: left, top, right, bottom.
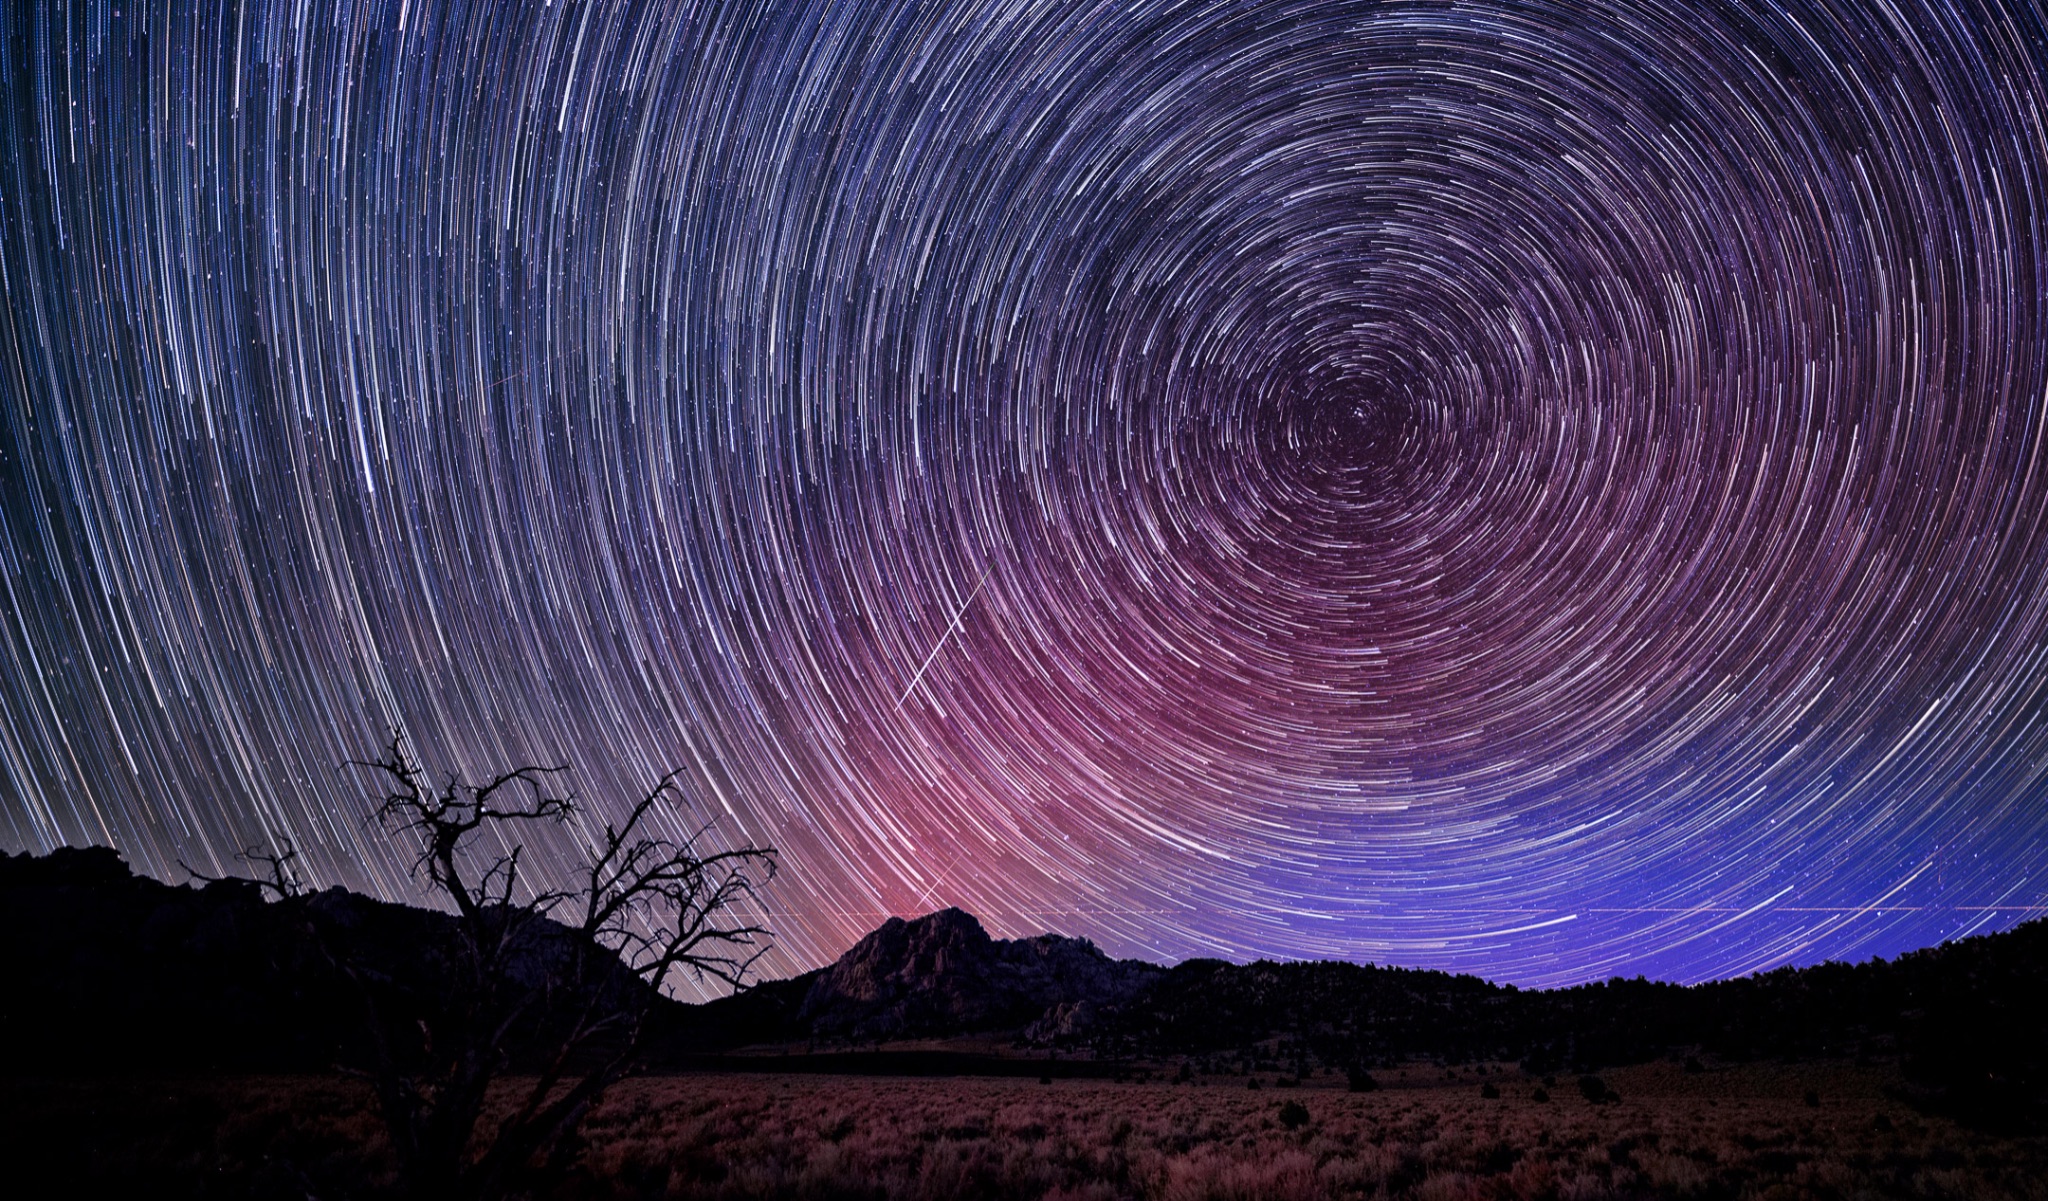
1278, 1101, 1310, 1130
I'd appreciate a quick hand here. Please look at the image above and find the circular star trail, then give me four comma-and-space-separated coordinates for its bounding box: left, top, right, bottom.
4, 0, 2048, 991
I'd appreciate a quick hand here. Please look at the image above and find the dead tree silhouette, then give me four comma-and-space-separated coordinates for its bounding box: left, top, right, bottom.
208, 738, 778, 1200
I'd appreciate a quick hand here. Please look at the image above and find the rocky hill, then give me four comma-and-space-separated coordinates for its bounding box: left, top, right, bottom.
686, 907, 1162, 1048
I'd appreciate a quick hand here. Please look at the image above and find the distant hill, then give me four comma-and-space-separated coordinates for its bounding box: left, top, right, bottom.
4, 846, 2042, 1126
682, 906, 1163, 1049
0, 845, 653, 1073
679, 904, 2048, 1126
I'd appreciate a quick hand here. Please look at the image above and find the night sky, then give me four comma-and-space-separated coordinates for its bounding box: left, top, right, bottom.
4, 0, 2048, 996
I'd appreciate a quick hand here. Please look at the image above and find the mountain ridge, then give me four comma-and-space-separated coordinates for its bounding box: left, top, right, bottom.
5, 845, 2044, 1127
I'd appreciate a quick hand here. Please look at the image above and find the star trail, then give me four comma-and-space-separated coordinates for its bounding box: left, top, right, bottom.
4, 0, 2048, 995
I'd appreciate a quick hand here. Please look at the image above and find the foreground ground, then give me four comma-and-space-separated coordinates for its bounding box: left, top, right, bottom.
3, 1060, 2043, 1199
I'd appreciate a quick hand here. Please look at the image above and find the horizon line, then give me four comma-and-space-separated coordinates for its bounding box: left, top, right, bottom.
761, 905, 2048, 918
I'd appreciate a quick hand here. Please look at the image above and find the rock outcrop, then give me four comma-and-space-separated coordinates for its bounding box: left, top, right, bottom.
791, 907, 1163, 1043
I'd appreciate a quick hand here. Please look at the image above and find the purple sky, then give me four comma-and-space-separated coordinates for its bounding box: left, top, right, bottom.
3, 0, 2046, 997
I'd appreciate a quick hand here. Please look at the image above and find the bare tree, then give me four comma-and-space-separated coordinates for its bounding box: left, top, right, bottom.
182, 842, 307, 899
321, 737, 776, 1200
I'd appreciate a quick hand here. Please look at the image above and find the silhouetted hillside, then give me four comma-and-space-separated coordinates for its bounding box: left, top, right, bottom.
686, 907, 1160, 1048
6, 848, 2043, 1126
0, 846, 660, 1073
681, 900, 2048, 1126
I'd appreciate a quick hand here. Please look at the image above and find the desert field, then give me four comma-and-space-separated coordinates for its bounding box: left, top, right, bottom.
5, 1060, 2044, 1199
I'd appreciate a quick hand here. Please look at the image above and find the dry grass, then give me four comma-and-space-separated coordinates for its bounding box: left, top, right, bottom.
5, 1061, 2044, 1199
566, 1062, 2047, 1201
